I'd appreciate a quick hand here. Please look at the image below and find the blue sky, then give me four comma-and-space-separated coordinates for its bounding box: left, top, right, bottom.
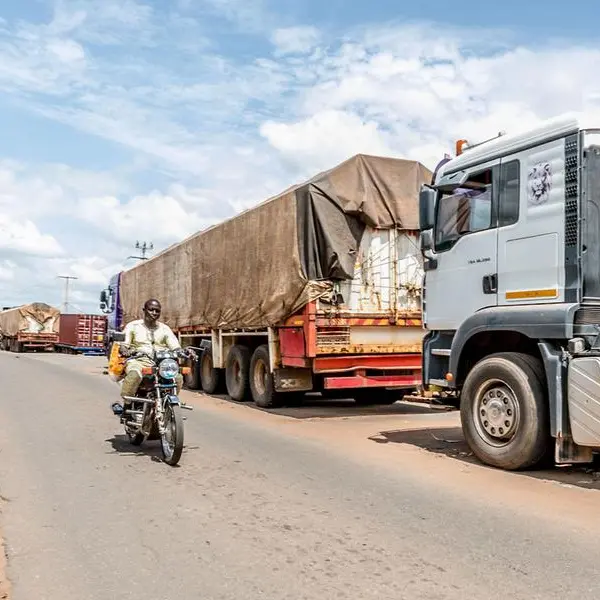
0, 0, 599, 311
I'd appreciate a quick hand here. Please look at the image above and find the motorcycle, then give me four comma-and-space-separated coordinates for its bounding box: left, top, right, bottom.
113, 349, 194, 466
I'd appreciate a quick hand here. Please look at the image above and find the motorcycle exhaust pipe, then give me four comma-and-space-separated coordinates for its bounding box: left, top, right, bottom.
122, 396, 153, 404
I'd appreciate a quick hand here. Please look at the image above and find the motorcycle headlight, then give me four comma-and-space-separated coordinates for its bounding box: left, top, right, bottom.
158, 358, 179, 379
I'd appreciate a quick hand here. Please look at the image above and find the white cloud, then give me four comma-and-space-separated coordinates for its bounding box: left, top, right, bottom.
47, 38, 85, 63
78, 191, 212, 245
261, 110, 393, 173
0, 216, 63, 257
0, 260, 15, 282
271, 26, 320, 55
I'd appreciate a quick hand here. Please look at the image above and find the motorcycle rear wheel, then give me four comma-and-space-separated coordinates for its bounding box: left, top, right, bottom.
161, 404, 184, 466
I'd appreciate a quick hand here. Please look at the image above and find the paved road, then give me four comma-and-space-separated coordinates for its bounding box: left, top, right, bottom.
0, 352, 600, 600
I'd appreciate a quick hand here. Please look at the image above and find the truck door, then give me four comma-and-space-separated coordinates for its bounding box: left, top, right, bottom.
496, 139, 567, 306
425, 160, 499, 331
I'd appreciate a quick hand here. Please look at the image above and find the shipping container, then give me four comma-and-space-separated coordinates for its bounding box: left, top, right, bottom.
57, 314, 107, 354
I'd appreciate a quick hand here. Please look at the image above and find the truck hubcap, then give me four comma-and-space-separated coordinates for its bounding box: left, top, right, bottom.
474, 383, 519, 446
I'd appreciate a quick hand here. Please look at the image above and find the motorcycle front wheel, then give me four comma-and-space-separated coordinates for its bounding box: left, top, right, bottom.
161, 404, 184, 466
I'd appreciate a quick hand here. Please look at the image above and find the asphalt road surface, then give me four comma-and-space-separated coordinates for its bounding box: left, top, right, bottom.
1, 352, 600, 600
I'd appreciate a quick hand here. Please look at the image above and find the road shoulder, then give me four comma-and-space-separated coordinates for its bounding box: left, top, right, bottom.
0, 531, 9, 599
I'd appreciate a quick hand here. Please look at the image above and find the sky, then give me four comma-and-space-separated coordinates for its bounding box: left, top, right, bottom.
0, 0, 599, 313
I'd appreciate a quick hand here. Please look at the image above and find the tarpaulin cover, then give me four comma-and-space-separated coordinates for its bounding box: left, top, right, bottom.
0, 303, 60, 336
120, 154, 432, 329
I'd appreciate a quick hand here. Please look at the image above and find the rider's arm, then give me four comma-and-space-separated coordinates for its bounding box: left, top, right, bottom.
123, 323, 134, 346
119, 323, 135, 356
163, 326, 181, 351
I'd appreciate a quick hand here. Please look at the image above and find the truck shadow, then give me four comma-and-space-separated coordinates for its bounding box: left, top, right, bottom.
369, 427, 600, 491
213, 393, 441, 419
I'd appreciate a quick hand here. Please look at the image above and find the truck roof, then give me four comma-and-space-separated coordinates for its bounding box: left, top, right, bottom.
436, 113, 591, 180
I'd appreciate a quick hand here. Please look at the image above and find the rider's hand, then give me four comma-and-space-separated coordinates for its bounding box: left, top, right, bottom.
177, 348, 195, 361
119, 345, 134, 358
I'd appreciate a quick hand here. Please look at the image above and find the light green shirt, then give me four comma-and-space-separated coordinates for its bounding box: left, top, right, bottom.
123, 319, 180, 357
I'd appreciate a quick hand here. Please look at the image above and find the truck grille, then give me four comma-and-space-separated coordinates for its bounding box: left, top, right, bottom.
575, 305, 600, 325
564, 134, 579, 249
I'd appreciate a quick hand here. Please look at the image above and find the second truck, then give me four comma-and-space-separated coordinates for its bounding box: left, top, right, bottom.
100, 154, 430, 408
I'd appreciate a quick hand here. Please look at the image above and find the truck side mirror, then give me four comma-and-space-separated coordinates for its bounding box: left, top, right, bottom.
420, 229, 434, 252
419, 230, 438, 270
419, 187, 436, 231
100, 290, 108, 304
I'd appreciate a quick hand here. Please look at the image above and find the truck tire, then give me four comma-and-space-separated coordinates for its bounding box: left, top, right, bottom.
225, 345, 251, 402
183, 355, 201, 390
199, 352, 224, 395
460, 352, 550, 471
249, 345, 282, 409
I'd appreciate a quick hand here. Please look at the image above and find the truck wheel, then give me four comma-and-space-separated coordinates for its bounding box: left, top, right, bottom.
249, 345, 282, 409
183, 355, 201, 390
460, 352, 550, 471
225, 345, 251, 402
199, 352, 224, 395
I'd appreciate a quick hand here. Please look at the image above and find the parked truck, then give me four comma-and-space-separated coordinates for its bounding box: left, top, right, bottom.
419, 114, 600, 470
0, 303, 60, 352
100, 154, 431, 408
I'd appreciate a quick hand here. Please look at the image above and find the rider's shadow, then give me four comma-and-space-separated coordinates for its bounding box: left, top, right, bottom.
105, 435, 165, 463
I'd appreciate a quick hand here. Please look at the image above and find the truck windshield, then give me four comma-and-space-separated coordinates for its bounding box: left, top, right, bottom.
434, 174, 492, 252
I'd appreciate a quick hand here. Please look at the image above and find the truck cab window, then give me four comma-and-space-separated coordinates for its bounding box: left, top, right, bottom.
434, 168, 493, 251
498, 160, 520, 227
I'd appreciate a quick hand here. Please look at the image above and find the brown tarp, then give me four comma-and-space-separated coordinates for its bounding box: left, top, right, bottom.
0, 303, 60, 337
120, 154, 432, 329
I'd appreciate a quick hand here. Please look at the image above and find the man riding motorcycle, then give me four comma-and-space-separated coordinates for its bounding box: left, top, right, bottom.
111, 298, 190, 415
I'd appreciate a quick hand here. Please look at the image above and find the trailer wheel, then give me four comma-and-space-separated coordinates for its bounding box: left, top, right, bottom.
460, 352, 550, 471
225, 345, 251, 401
199, 352, 224, 395
249, 345, 282, 409
183, 354, 201, 390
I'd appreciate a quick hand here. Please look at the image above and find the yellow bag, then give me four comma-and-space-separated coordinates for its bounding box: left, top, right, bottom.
108, 341, 126, 381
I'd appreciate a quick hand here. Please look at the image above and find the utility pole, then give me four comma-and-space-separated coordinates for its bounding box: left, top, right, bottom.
127, 241, 154, 261
58, 275, 78, 314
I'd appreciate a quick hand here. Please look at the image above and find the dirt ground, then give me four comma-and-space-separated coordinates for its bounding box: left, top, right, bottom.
0, 533, 9, 599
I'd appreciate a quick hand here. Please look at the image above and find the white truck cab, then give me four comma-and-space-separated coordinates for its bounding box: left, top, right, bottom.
419, 114, 600, 470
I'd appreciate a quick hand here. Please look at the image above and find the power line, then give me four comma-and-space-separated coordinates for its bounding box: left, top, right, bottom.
127, 240, 154, 261
57, 275, 78, 314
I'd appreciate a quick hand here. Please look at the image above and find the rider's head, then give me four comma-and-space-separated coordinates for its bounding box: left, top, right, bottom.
143, 299, 161, 325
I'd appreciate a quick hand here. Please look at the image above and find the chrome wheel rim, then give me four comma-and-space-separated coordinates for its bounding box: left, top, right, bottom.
473, 380, 520, 448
